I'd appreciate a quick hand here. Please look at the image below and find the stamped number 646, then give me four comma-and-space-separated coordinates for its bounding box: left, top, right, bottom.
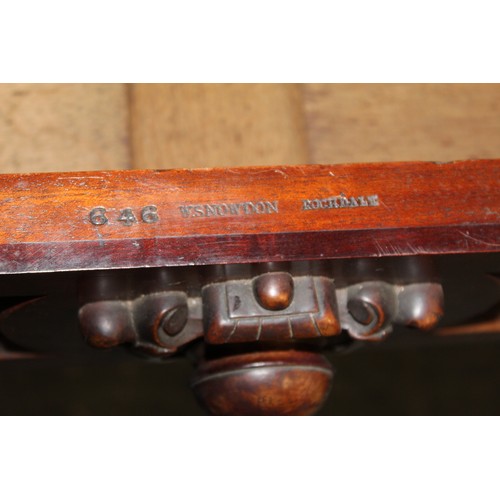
89, 206, 159, 226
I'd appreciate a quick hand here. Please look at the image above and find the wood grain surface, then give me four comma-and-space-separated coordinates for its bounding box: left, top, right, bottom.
0, 160, 497, 273
192, 350, 333, 416
129, 84, 309, 168
303, 84, 500, 163
0, 84, 130, 172
2, 84, 500, 172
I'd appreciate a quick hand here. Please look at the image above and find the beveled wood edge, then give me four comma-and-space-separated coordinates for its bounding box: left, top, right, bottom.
0, 224, 497, 275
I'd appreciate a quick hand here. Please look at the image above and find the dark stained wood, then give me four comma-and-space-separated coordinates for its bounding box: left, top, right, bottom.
78, 291, 203, 357
253, 272, 295, 311
0, 160, 497, 274
437, 276, 500, 336
203, 275, 340, 344
192, 350, 334, 415
437, 308, 500, 336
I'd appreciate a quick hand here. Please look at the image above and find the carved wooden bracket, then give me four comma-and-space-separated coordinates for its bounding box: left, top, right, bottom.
338, 281, 443, 341
76, 258, 443, 355
79, 292, 203, 357
203, 275, 443, 344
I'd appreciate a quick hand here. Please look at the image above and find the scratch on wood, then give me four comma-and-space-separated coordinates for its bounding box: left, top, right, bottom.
459, 231, 500, 247
406, 242, 417, 254
310, 315, 322, 337
256, 319, 263, 341
63, 176, 103, 181
274, 169, 289, 179
226, 320, 239, 342
373, 239, 386, 257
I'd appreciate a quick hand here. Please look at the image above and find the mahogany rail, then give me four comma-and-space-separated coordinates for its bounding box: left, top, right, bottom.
0, 159, 497, 274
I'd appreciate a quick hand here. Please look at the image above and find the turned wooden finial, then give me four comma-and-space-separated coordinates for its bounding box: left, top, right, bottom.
192, 350, 333, 416
253, 272, 294, 311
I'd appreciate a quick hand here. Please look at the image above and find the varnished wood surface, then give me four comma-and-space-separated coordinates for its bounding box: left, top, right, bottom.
0, 160, 497, 273
192, 350, 333, 415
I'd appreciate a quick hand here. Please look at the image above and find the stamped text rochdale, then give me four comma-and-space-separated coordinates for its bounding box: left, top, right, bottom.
302, 194, 379, 211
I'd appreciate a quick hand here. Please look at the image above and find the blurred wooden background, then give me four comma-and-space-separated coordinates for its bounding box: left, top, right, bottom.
1, 83, 500, 173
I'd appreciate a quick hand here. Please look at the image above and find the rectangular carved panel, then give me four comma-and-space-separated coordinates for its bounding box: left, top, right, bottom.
203, 276, 341, 344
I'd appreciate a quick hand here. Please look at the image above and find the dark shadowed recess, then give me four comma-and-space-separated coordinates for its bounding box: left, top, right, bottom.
0, 253, 498, 415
